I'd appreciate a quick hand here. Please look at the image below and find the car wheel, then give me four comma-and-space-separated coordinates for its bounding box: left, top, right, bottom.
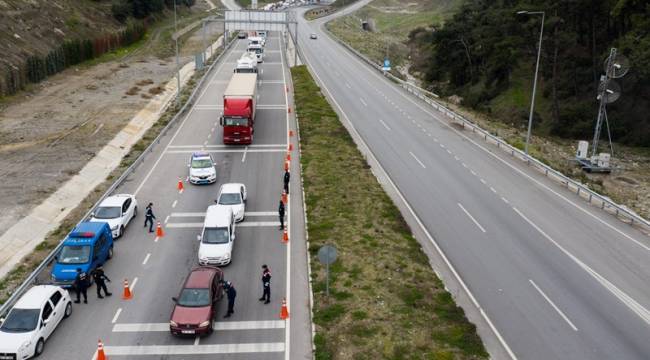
64, 302, 72, 318
133, 206, 138, 218
107, 246, 114, 260
208, 319, 214, 334
119, 226, 124, 238
34, 338, 45, 357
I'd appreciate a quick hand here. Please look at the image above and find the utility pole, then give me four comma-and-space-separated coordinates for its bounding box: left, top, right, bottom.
174, 0, 181, 107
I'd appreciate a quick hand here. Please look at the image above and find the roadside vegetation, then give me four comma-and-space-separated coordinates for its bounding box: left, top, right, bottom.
292, 64, 487, 359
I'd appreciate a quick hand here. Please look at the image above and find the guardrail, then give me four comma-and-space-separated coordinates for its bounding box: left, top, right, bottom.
0, 35, 237, 318
321, 25, 650, 232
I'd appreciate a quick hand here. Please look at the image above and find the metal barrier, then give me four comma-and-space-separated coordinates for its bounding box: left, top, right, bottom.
0, 35, 238, 317
322, 25, 650, 232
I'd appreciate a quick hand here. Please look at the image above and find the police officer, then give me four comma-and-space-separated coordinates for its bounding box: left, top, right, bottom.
73, 268, 90, 304
258, 264, 271, 304
144, 202, 156, 233
283, 170, 290, 195
93, 265, 112, 298
278, 200, 285, 231
223, 281, 237, 318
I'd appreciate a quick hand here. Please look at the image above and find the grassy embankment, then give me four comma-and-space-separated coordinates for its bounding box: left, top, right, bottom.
292, 64, 487, 359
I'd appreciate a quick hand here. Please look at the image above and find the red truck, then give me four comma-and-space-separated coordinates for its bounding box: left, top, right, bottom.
220, 73, 258, 145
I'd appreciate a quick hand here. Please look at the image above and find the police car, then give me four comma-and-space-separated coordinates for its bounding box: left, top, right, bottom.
0, 285, 72, 359
188, 152, 217, 185
89, 194, 137, 238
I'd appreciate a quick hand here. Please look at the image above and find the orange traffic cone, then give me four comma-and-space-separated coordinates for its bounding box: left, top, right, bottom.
288, 143, 293, 151
156, 222, 164, 237
286, 151, 291, 161
122, 279, 133, 300
289, 130, 294, 137
280, 298, 289, 320
284, 160, 289, 171
177, 178, 184, 191
288, 106, 292, 114
282, 229, 289, 244
282, 190, 287, 205
96, 339, 107, 360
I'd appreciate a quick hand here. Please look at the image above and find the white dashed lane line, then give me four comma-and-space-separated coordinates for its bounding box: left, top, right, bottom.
378, 119, 391, 131
458, 203, 486, 233
112, 308, 122, 324
142, 253, 151, 265
490, 187, 497, 194
360, 98, 367, 107
409, 151, 426, 169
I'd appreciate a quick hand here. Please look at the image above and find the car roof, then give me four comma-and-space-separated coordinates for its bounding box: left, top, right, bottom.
14, 285, 61, 309
191, 152, 211, 159
99, 194, 131, 207
184, 266, 222, 288
204, 205, 233, 227
220, 183, 244, 194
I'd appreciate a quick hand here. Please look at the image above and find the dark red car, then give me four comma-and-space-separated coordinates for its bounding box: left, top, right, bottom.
169, 266, 224, 336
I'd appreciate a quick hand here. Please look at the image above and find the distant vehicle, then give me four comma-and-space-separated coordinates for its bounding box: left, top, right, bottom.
256, 30, 267, 39
235, 52, 258, 74
248, 36, 266, 47
50, 222, 114, 287
310, 33, 317, 40
89, 194, 137, 238
198, 205, 236, 266
237, 31, 247, 39
247, 43, 264, 63
0, 285, 72, 359
221, 73, 258, 145
215, 183, 247, 222
188, 152, 217, 185
169, 266, 224, 336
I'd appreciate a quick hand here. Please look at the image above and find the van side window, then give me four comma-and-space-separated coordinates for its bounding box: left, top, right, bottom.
42, 302, 53, 320
50, 290, 63, 307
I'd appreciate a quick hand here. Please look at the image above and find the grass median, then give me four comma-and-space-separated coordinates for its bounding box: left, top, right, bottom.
291, 64, 487, 359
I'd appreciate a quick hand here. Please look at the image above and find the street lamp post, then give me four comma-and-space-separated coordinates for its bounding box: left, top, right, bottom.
174, 0, 181, 106
517, 10, 545, 157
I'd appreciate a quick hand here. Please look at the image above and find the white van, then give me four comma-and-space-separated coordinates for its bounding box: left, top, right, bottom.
198, 205, 235, 266
247, 43, 264, 63
248, 36, 266, 47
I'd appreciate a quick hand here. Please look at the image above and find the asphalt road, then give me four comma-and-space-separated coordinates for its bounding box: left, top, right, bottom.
38, 32, 312, 360
297, 6, 650, 360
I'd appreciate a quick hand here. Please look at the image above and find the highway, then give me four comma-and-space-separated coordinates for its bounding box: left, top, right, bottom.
36, 31, 313, 359
297, 5, 650, 360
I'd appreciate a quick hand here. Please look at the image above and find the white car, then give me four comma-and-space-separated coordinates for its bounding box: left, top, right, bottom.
198, 205, 236, 266
310, 33, 317, 40
0, 285, 72, 359
215, 183, 247, 222
89, 194, 138, 238
188, 152, 217, 185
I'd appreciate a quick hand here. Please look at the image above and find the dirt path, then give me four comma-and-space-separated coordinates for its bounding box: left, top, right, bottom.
0, 6, 223, 237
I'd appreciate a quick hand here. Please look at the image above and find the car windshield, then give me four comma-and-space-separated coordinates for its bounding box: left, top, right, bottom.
178, 288, 210, 307
218, 193, 241, 205
94, 206, 121, 219
223, 117, 248, 127
191, 159, 212, 168
236, 68, 256, 73
58, 245, 91, 264
0, 309, 39, 332
203, 227, 230, 244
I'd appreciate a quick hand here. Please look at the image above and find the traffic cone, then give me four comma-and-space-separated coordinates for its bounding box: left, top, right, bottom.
177, 178, 184, 191
289, 130, 294, 137
280, 298, 289, 320
284, 160, 289, 172
122, 279, 133, 300
282, 190, 287, 205
282, 229, 289, 244
288, 106, 291, 114
288, 143, 293, 151
96, 339, 107, 360
156, 222, 164, 237
286, 151, 291, 161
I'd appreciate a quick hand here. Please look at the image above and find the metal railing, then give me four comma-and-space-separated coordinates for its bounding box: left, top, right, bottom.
0, 35, 238, 317
322, 25, 650, 232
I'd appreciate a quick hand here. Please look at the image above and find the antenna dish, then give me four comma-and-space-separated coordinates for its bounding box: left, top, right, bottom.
605, 54, 630, 78
597, 80, 621, 104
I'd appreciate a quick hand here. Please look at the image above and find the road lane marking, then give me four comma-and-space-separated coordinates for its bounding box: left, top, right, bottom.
515, 207, 650, 324
194, 336, 200, 346
207, 133, 212, 139
164, 215, 170, 224
100, 343, 285, 356
166, 149, 286, 154
529, 279, 578, 331
169, 144, 286, 148
454, 156, 460, 160
112, 308, 122, 324
130, 277, 138, 292
470, 170, 477, 176
360, 98, 367, 107
490, 187, 497, 193
446, 149, 452, 155
142, 253, 151, 265
502, 197, 510, 204
167, 221, 280, 228
345, 82, 351, 89
409, 151, 426, 169
171, 211, 277, 217
378, 119, 391, 131
242, 146, 248, 162
433, 138, 438, 142
458, 203, 486, 233
172, 200, 178, 208
112, 320, 286, 332
480, 178, 487, 185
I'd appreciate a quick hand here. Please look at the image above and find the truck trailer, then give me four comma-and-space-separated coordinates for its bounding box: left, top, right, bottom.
221, 73, 258, 145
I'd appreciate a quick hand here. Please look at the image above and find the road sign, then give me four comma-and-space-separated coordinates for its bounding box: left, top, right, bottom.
382, 58, 391, 72
318, 245, 337, 297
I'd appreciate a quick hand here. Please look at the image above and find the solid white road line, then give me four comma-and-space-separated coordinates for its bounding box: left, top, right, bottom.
529, 279, 578, 331
360, 98, 367, 107
242, 146, 248, 162
101, 343, 284, 356
129, 277, 138, 292
514, 207, 650, 325
409, 151, 426, 169
112, 320, 286, 332
167, 222, 280, 228
378, 119, 391, 131
111, 308, 122, 324
142, 253, 151, 265
458, 203, 486, 233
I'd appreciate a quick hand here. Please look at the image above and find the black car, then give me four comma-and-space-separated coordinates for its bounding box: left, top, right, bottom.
237, 32, 247, 39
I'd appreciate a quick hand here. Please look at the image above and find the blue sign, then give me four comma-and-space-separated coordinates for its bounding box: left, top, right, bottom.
382, 58, 391, 71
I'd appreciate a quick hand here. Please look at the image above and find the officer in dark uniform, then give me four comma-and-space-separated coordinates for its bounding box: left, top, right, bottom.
144, 202, 156, 233
223, 281, 237, 318
92, 265, 112, 298
283, 170, 290, 195
73, 268, 90, 304
278, 200, 285, 230
258, 264, 271, 304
